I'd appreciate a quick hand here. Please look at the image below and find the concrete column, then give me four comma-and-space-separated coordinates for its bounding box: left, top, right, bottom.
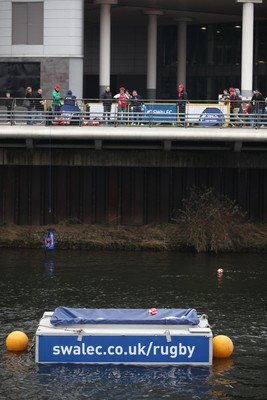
69, 58, 83, 100
144, 10, 163, 99
176, 18, 190, 89
94, 0, 118, 97
236, 0, 262, 98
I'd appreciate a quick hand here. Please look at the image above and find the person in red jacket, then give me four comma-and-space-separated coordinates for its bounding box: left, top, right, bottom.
114, 87, 129, 124
229, 87, 242, 126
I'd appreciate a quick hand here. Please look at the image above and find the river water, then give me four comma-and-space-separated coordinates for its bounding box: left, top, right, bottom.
0, 249, 266, 399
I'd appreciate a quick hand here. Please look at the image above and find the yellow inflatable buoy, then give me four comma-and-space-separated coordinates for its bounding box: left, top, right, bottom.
213, 335, 234, 358
6, 330, 29, 352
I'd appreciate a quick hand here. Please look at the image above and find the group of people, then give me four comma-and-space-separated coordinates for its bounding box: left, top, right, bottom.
101, 84, 188, 126
219, 87, 267, 127
25, 84, 76, 125
2, 84, 77, 125
2, 84, 266, 128
101, 86, 144, 125
2, 88, 44, 124
24, 86, 45, 124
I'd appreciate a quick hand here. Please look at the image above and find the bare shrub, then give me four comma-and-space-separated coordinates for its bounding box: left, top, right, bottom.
173, 186, 265, 253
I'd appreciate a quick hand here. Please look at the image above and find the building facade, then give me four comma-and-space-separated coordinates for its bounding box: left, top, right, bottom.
0, 0, 267, 101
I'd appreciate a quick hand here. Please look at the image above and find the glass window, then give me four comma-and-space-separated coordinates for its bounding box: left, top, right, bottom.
213, 24, 242, 65
160, 26, 177, 67
12, 2, 43, 45
256, 21, 267, 64
0, 62, 40, 98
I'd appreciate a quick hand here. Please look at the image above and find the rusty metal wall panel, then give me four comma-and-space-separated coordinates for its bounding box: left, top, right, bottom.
208, 168, 223, 195
236, 169, 248, 214
0, 168, 4, 224
69, 168, 81, 221
43, 167, 54, 226
120, 168, 146, 225
17, 166, 30, 224
0, 165, 267, 225
121, 168, 133, 225
247, 169, 262, 221
3, 166, 16, 224
145, 168, 158, 224
95, 168, 107, 223
31, 167, 42, 225
81, 167, 95, 224
255, 170, 266, 221
145, 168, 172, 224
221, 168, 237, 200
157, 168, 171, 223
131, 168, 145, 225
54, 167, 68, 224
171, 168, 186, 218
262, 170, 267, 222
106, 167, 120, 224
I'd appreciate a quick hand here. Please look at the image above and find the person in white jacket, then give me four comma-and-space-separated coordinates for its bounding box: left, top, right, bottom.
113, 87, 129, 124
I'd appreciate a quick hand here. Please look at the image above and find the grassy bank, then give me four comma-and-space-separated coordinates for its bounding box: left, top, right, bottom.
0, 223, 267, 253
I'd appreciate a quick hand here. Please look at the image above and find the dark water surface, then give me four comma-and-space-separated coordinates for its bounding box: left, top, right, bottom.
0, 249, 266, 399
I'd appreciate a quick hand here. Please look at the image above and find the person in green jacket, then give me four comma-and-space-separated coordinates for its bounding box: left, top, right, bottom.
52, 83, 62, 118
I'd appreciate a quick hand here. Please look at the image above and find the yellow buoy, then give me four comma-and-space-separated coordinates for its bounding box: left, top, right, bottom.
6, 330, 29, 352
213, 335, 234, 358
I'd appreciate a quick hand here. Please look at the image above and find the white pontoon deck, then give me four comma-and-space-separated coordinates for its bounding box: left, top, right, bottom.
35, 307, 213, 365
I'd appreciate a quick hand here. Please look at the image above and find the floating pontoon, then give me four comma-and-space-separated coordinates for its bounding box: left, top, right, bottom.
35, 307, 213, 365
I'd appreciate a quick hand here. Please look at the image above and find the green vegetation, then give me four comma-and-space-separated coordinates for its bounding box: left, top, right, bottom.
173, 185, 266, 253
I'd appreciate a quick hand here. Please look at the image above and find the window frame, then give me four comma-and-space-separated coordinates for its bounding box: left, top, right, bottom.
12, 2, 44, 45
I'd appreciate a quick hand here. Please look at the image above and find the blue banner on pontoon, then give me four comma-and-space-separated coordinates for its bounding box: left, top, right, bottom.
50, 307, 199, 326
38, 334, 210, 364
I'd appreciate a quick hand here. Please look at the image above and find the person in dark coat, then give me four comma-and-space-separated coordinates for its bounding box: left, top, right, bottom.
64, 90, 76, 106
5, 91, 14, 123
33, 88, 44, 124
130, 90, 143, 125
177, 84, 187, 126
25, 86, 35, 125
101, 86, 113, 123
251, 89, 265, 128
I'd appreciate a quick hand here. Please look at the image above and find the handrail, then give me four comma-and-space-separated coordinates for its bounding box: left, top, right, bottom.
0, 98, 266, 128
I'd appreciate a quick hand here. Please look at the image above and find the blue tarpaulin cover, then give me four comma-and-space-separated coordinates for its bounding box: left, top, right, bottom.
50, 307, 199, 326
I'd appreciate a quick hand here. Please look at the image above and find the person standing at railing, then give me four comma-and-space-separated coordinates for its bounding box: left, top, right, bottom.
235, 88, 244, 119
113, 87, 129, 124
251, 89, 265, 128
219, 89, 230, 105
130, 90, 143, 125
32, 88, 44, 124
229, 87, 242, 127
64, 90, 76, 106
25, 86, 35, 125
219, 89, 230, 126
101, 86, 113, 124
244, 102, 255, 127
125, 89, 131, 123
52, 84, 62, 119
177, 84, 187, 127
5, 91, 14, 124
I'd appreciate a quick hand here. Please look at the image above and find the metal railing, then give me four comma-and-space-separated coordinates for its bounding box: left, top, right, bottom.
0, 98, 266, 128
